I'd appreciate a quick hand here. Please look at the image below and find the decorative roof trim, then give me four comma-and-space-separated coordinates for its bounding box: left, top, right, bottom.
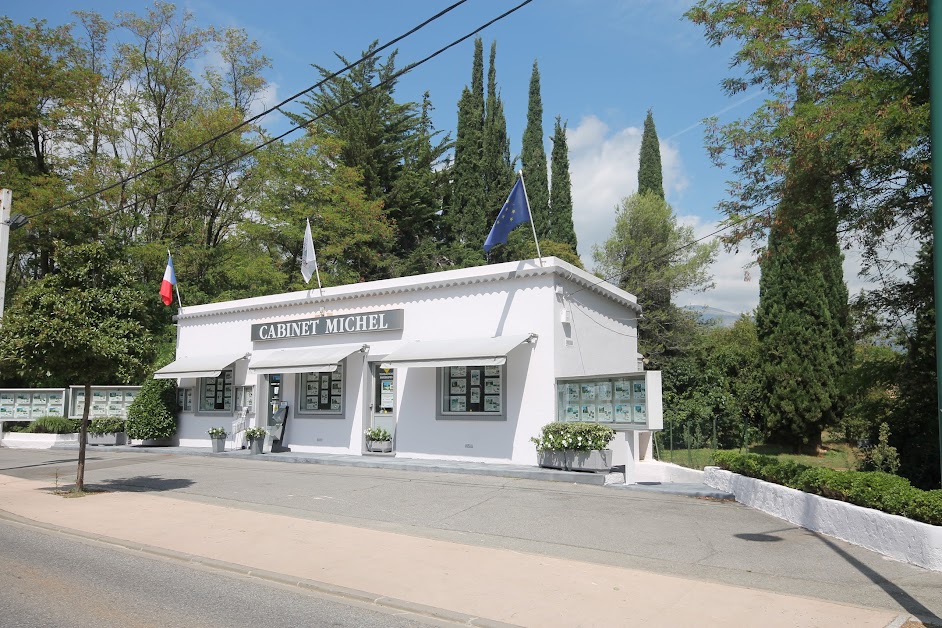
175, 257, 640, 322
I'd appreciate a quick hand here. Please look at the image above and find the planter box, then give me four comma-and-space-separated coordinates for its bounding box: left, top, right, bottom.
705, 467, 942, 573
537, 449, 613, 473
366, 440, 392, 453
211, 437, 226, 453
248, 438, 263, 455
88, 432, 127, 446
1, 432, 79, 449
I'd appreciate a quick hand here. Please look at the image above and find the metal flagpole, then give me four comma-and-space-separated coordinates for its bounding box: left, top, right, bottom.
516, 170, 543, 267
169, 249, 183, 310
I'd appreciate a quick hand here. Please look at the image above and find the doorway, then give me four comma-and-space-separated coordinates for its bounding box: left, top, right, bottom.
371, 365, 396, 446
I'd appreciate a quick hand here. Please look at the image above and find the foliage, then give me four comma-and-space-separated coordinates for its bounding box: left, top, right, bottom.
712, 451, 941, 526
592, 192, 717, 365
207, 426, 228, 438
755, 142, 851, 452
521, 60, 549, 239
482, 41, 515, 236
857, 422, 900, 475
530, 422, 615, 452
662, 317, 760, 451
364, 427, 391, 442
126, 377, 177, 441
244, 426, 267, 440
838, 343, 899, 444
450, 38, 486, 244
549, 116, 577, 251
26, 416, 80, 434
88, 418, 126, 435
637, 109, 663, 198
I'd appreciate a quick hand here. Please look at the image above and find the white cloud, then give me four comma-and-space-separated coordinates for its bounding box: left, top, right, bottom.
568, 114, 688, 264
249, 81, 279, 118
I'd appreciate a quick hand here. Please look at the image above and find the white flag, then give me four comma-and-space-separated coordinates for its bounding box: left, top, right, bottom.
301, 219, 320, 286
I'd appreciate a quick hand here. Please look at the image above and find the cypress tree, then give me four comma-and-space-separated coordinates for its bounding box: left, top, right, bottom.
450, 38, 486, 243
482, 41, 514, 238
637, 109, 664, 198
521, 60, 550, 239
755, 145, 850, 452
549, 116, 576, 250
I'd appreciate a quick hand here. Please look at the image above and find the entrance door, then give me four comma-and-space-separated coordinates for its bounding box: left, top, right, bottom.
371, 365, 396, 442
267, 374, 281, 424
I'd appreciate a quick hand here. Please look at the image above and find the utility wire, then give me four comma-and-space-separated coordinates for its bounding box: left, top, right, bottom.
45, 0, 537, 225
25, 0, 471, 221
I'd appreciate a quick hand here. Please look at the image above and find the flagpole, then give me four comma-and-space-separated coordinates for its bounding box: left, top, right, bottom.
169, 249, 183, 310
517, 170, 544, 267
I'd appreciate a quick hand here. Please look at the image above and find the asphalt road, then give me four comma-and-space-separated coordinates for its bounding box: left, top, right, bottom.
0, 517, 450, 628
2, 448, 941, 623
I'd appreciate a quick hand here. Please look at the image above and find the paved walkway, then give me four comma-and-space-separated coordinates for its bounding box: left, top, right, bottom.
0, 463, 916, 627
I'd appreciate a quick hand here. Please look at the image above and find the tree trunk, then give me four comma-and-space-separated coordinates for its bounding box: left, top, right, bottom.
75, 383, 91, 491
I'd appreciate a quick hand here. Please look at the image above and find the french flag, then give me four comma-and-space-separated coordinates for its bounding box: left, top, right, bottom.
160, 253, 177, 306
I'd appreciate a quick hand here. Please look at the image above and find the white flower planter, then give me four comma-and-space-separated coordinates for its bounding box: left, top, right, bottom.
87, 432, 127, 446
537, 449, 613, 473
704, 467, 942, 572
366, 440, 392, 453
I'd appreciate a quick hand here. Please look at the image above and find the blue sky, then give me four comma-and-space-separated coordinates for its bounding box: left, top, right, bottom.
9, 0, 783, 312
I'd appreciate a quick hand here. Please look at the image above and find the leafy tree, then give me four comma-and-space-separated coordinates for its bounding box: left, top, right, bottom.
0, 242, 155, 491
481, 41, 515, 236
126, 377, 177, 441
450, 38, 486, 244
755, 143, 851, 452
521, 61, 550, 239
593, 192, 717, 366
549, 116, 576, 251
637, 109, 663, 198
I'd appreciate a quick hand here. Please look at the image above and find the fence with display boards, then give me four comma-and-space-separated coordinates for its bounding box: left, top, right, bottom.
554, 371, 662, 430
0, 386, 141, 431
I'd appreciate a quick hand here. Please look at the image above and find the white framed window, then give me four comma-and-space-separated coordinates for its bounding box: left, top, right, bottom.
176, 388, 193, 412
199, 370, 233, 412
438, 365, 504, 419
235, 386, 254, 414
296, 364, 343, 415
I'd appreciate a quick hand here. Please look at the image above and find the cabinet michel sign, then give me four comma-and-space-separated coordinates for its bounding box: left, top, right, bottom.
251, 309, 403, 342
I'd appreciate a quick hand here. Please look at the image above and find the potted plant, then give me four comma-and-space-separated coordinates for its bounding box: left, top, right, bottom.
244, 426, 267, 454
531, 422, 615, 472
364, 427, 392, 453
207, 426, 228, 453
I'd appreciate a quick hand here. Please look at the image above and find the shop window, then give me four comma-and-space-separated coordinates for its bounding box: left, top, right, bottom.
555, 376, 646, 425
297, 364, 343, 415
177, 388, 193, 412
440, 365, 503, 418
199, 370, 233, 412
235, 386, 254, 414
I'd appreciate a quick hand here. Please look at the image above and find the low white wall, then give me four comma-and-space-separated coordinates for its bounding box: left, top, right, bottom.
705, 467, 942, 572
629, 460, 706, 484
1, 432, 79, 449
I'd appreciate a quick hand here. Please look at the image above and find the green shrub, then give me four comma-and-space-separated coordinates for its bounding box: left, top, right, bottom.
26, 415, 80, 434
244, 427, 267, 440
712, 451, 942, 526
4, 423, 30, 432
530, 422, 615, 452
88, 417, 126, 435
126, 378, 177, 440
857, 422, 900, 475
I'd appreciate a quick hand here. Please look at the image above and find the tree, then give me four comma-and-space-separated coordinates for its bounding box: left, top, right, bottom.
450, 38, 486, 244
549, 116, 576, 250
755, 144, 851, 452
592, 192, 717, 366
0, 242, 155, 491
481, 41, 515, 235
521, 61, 550, 239
637, 109, 663, 198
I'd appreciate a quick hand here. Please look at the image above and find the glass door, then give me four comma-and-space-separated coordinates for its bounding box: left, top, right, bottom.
371, 365, 396, 445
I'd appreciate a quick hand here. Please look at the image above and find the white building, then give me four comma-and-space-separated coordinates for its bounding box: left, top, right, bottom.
155, 257, 662, 467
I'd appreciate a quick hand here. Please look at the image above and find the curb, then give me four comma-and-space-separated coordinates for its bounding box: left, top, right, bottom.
0, 508, 518, 628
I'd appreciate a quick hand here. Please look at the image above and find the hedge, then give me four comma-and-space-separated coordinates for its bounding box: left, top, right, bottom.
712, 451, 942, 527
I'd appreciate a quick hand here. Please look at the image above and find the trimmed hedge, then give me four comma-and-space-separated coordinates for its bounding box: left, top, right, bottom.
531, 422, 615, 452
26, 415, 81, 434
713, 451, 942, 527
126, 378, 177, 440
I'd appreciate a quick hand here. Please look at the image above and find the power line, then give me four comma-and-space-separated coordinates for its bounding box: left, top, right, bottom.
52, 0, 537, 226
25, 0, 471, 221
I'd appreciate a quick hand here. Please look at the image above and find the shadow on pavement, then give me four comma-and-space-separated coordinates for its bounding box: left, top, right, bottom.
86, 476, 196, 493
0, 457, 103, 472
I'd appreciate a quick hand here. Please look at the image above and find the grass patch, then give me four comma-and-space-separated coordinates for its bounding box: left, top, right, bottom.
659, 435, 860, 472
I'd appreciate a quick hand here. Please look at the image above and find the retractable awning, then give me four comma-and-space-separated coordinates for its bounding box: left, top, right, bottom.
379, 334, 536, 369
153, 352, 248, 379
248, 344, 368, 375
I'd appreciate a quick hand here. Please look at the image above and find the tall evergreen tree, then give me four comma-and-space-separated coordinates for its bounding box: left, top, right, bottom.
549, 116, 576, 250
637, 109, 663, 198
481, 41, 514, 237
755, 143, 850, 452
450, 38, 486, 243
521, 60, 550, 239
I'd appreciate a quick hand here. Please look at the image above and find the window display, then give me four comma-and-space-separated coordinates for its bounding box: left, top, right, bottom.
199, 370, 233, 411
298, 364, 343, 413
556, 376, 649, 425
442, 366, 501, 415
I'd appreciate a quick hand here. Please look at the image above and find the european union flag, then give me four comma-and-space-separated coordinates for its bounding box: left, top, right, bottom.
484, 176, 531, 253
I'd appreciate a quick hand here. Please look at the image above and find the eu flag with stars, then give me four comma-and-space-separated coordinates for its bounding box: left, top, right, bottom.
484, 176, 531, 253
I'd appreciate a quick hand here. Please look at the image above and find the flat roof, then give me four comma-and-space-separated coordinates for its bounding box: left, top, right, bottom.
176, 257, 640, 321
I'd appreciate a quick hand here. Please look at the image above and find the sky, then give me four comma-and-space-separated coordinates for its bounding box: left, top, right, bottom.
5, 0, 905, 314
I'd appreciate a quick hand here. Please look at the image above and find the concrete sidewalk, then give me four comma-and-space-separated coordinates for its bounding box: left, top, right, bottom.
0, 473, 908, 628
